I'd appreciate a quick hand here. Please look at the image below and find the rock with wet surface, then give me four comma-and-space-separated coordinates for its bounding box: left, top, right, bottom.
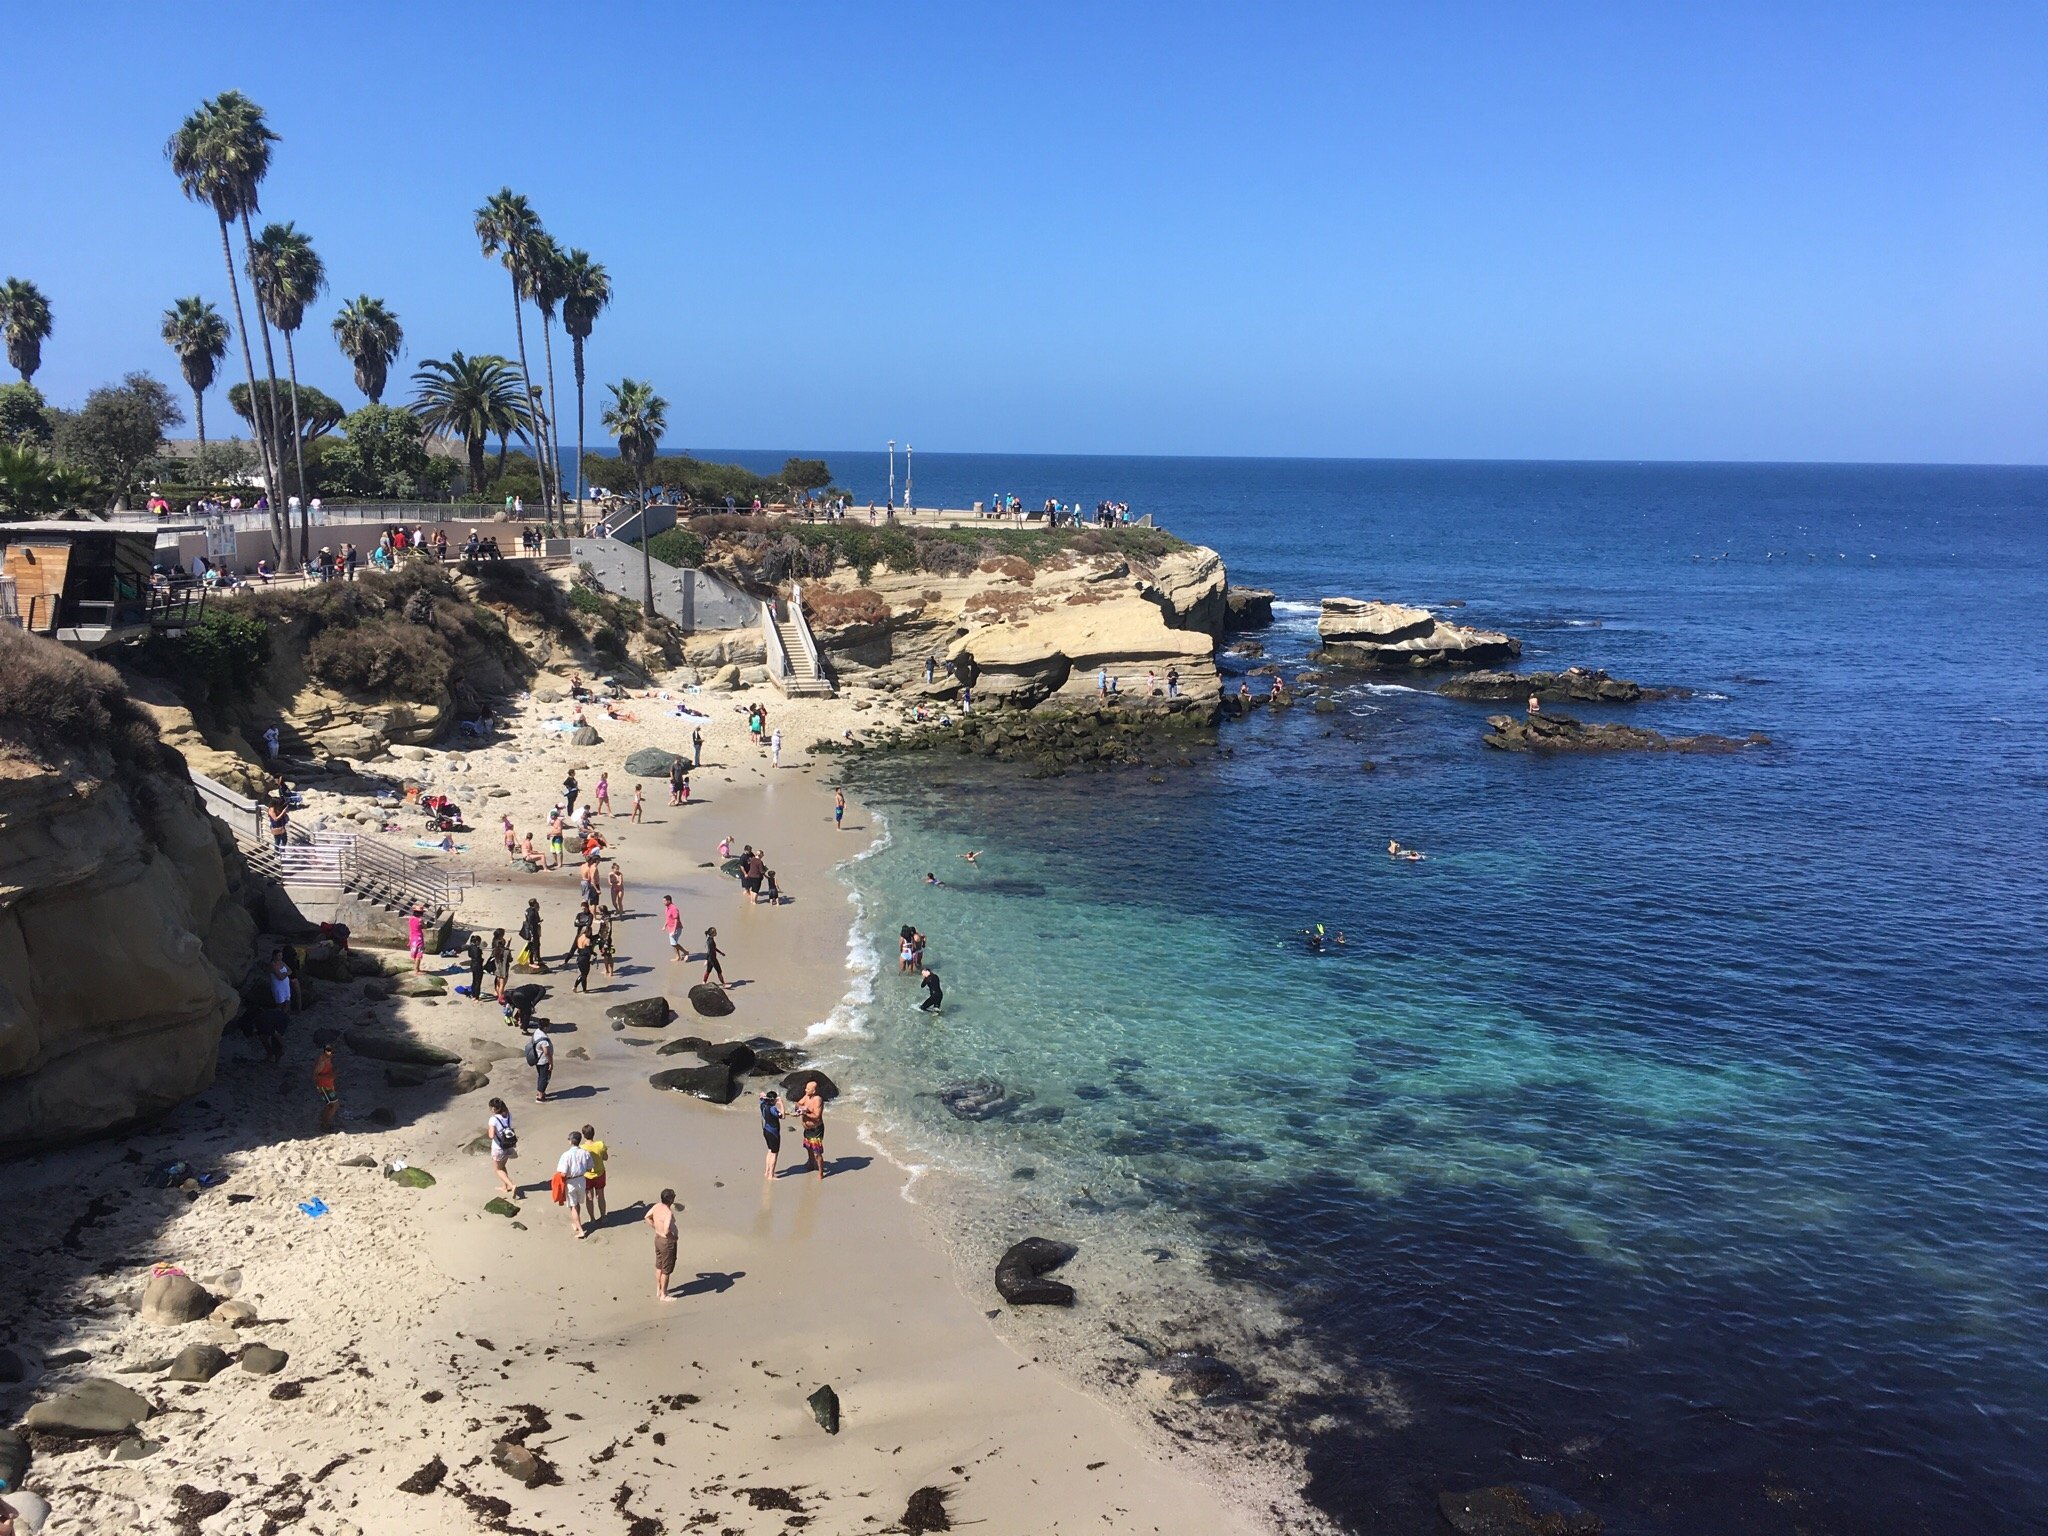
1438, 1483, 1603, 1536
1154, 1351, 1246, 1400
1483, 710, 1768, 754
649, 1064, 738, 1103
807, 1384, 841, 1434
995, 1237, 1078, 1306
1437, 668, 1690, 703
605, 997, 673, 1029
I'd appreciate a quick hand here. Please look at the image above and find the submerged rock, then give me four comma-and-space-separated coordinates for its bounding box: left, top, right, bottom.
1315, 598, 1520, 669
1438, 668, 1691, 703
1154, 1351, 1246, 1400
1437, 1483, 1603, 1536
1483, 711, 1768, 754
995, 1237, 1078, 1306
936, 1078, 1017, 1121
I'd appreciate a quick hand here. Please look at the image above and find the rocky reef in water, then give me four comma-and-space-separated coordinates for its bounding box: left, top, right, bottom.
1438, 668, 1693, 703
831, 700, 1219, 776
0, 628, 258, 1154
1483, 710, 1768, 753
1315, 599, 1520, 669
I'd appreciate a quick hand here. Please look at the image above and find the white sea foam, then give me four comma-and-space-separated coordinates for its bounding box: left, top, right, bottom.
809, 809, 891, 1042
1362, 682, 1424, 695
1271, 599, 1321, 615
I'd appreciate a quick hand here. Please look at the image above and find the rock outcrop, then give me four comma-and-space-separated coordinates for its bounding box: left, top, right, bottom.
1438, 1484, 1603, 1535
0, 633, 258, 1155
1438, 668, 1691, 703
995, 1237, 1078, 1306
1224, 586, 1275, 628
1483, 711, 1769, 754
1315, 599, 1520, 669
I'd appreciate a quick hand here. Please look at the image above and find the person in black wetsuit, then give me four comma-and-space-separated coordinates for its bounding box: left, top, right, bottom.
918, 966, 943, 1014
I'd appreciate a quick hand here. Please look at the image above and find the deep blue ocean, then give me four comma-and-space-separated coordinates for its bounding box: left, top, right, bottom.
735, 452, 2048, 1534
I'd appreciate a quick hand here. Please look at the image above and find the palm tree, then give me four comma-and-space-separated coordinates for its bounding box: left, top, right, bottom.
248, 221, 326, 560
166, 92, 284, 548
410, 352, 529, 498
601, 378, 668, 615
0, 279, 53, 384
526, 231, 568, 526
332, 296, 403, 403
473, 189, 549, 519
160, 297, 230, 471
558, 249, 610, 529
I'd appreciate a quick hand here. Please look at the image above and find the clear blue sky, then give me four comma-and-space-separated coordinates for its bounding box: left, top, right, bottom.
5, 2, 2044, 463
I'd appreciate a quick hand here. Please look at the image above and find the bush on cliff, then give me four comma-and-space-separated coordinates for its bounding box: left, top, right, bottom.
132, 610, 271, 702
304, 616, 451, 700
0, 623, 164, 772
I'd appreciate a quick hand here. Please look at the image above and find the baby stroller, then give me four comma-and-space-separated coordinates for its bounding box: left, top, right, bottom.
420, 794, 466, 832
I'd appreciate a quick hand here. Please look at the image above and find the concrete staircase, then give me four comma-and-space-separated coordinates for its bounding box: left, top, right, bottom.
773, 610, 834, 696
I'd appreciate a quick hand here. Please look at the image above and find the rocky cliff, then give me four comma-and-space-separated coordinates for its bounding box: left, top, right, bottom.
800, 543, 1230, 710
0, 631, 257, 1154
1316, 599, 1520, 669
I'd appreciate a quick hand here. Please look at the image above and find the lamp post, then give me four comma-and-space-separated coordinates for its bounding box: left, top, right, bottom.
887, 439, 895, 510
905, 444, 913, 512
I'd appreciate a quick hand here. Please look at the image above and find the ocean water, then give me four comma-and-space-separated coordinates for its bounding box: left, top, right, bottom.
805, 457, 2048, 1536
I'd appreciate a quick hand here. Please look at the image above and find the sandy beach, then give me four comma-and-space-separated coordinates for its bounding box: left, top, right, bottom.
2, 676, 1274, 1535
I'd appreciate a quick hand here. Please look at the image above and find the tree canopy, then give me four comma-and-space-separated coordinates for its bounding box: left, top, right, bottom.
228, 379, 344, 445
780, 457, 832, 494
318, 404, 448, 499
0, 279, 53, 385
0, 443, 100, 518
50, 372, 183, 506
0, 383, 54, 447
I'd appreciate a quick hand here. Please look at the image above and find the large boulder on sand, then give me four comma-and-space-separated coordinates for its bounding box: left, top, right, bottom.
995, 1237, 1078, 1306
606, 997, 673, 1029
650, 1063, 738, 1103
1316, 599, 1519, 669
624, 748, 683, 778
344, 1029, 461, 1066
165, 1343, 232, 1382
141, 1273, 216, 1326
782, 1069, 839, 1102
22, 1377, 153, 1436
570, 724, 603, 746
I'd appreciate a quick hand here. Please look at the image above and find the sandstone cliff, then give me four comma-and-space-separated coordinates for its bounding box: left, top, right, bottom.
1316, 599, 1520, 669
800, 543, 1228, 710
0, 631, 257, 1154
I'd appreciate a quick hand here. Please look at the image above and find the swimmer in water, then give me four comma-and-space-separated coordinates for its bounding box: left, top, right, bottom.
1332, 931, 1349, 946
1388, 840, 1425, 862
961, 851, 980, 864
1303, 924, 1326, 954
923, 872, 944, 887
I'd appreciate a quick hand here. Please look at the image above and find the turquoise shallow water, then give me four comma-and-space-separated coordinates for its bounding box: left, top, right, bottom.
802, 456, 2048, 1536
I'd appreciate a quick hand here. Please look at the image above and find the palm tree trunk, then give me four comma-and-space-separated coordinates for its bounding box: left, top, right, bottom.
283, 329, 311, 563
539, 313, 565, 530
508, 269, 546, 523
467, 432, 485, 495
194, 394, 207, 459
216, 217, 280, 550
239, 210, 292, 558
572, 336, 586, 526
496, 434, 509, 485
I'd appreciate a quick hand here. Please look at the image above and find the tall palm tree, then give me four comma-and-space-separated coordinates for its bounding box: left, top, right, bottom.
160, 297, 230, 470
558, 248, 610, 529
248, 221, 325, 560
601, 378, 668, 615
166, 92, 284, 548
473, 189, 549, 519
410, 352, 528, 498
0, 279, 53, 384
526, 231, 568, 525
332, 296, 403, 404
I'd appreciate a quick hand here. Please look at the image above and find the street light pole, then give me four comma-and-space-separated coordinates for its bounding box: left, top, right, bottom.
905, 445, 912, 512
887, 440, 896, 510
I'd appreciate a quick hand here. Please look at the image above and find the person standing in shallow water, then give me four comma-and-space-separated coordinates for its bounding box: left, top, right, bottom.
919, 965, 944, 1014
646, 1188, 679, 1300
796, 1079, 826, 1179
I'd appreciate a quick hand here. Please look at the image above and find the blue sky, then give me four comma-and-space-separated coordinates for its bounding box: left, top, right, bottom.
5, 2, 2044, 463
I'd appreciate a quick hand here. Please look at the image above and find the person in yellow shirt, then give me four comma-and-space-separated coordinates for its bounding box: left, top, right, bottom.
580, 1123, 610, 1222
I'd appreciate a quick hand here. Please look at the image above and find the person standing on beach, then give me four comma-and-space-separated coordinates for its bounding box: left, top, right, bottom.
562, 770, 579, 819
631, 784, 644, 823
556, 1130, 594, 1239
487, 1097, 517, 1197
834, 788, 846, 830
919, 965, 944, 1014
692, 726, 703, 766
314, 1045, 340, 1133
668, 758, 686, 806
580, 1123, 610, 1221
646, 1189, 680, 1300
465, 932, 486, 1001
663, 895, 683, 961
546, 810, 564, 870
608, 862, 626, 916
489, 928, 511, 1003
702, 927, 726, 986
571, 927, 595, 993
796, 1079, 826, 1180
502, 814, 517, 862
519, 900, 546, 970
770, 727, 782, 767
529, 1024, 554, 1102
595, 773, 611, 816
759, 1089, 783, 1179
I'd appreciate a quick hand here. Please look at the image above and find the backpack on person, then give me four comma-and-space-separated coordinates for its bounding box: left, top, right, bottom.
524, 1037, 539, 1067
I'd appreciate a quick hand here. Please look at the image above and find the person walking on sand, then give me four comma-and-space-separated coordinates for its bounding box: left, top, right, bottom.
580, 1123, 610, 1221
314, 1044, 340, 1133
668, 758, 686, 806
919, 965, 944, 1014
759, 1088, 783, 1179
770, 727, 782, 767
465, 931, 486, 1000
595, 772, 612, 816
646, 1188, 680, 1300
796, 1079, 826, 1180
631, 784, 644, 823
528, 1023, 554, 1101
692, 726, 703, 766
407, 905, 428, 971
571, 927, 595, 993
834, 788, 846, 830
490, 927, 511, 1003
555, 1130, 594, 1239
701, 927, 726, 986
562, 769, 580, 818
663, 895, 683, 961
608, 862, 626, 916
487, 1097, 518, 1197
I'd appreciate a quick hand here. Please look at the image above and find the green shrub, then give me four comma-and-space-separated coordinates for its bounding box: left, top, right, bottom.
646, 528, 706, 569
139, 610, 271, 699
567, 583, 606, 616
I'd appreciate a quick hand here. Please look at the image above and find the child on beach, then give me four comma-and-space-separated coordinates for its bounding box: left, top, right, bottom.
702, 927, 726, 985
608, 862, 626, 916
314, 1045, 340, 1133
759, 1089, 783, 1178
595, 773, 611, 815
631, 784, 644, 822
